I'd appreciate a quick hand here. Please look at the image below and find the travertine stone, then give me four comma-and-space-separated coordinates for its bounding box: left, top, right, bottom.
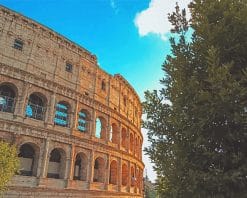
0, 5, 144, 198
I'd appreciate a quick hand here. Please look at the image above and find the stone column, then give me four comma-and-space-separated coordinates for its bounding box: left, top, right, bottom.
127, 128, 130, 153
14, 82, 29, 119
65, 144, 75, 189
127, 161, 131, 192
118, 158, 122, 191
46, 92, 56, 126
64, 145, 72, 180
69, 104, 76, 131
133, 133, 136, 157
118, 122, 122, 150
88, 150, 95, 189
72, 99, 79, 131
39, 138, 50, 178
106, 115, 110, 143
105, 154, 110, 190
37, 138, 50, 187
68, 144, 75, 180
91, 109, 96, 138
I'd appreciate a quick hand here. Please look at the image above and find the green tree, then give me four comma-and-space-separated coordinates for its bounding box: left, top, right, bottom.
144, 174, 157, 198
143, 0, 247, 197
0, 141, 19, 193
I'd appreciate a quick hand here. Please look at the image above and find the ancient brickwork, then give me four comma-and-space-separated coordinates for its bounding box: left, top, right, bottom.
0, 5, 144, 198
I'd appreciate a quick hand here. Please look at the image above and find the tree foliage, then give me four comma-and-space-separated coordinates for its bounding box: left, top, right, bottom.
143, 0, 247, 197
144, 174, 157, 198
0, 141, 19, 193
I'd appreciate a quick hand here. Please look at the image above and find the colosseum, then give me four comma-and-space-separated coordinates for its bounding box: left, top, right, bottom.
0, 5, 144, 198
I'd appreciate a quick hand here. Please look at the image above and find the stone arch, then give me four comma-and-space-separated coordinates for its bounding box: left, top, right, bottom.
77, 109, 90, 133
73, 152, 88, 181
136, 168, 140, 189
0, 82, 18, 113
130, 166, 135, 187
93, 157, 105, 183
18, 142, 39, 177
121, 127, 128, 149
109, 160, 118, 185
54, 101, 71, 127
95, 116, 107, 139
110, 123, 118, 144
122, 163, 128, 186
25, 92, 47, 120
130, 133, 134, 153
101, 79, 106, 91
47, 148, 66, 179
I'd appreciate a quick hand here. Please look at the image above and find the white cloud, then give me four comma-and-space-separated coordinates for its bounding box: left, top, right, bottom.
134, 0, 191, 40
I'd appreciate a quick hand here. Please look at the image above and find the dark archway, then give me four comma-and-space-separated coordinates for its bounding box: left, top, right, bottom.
26, 93, 46, 120
93, 157, 105, 183
109, 160, 118, 185
18, 143, 38, 176
0, 84, 16, 113
47, 148, 66, 179
73, 153, 87, 181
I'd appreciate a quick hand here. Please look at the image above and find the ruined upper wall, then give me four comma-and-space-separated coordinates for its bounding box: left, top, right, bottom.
0, 5, 142, 129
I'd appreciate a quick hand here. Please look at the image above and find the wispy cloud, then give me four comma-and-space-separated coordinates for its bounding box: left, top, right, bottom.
110, 0, 118, 14
134, 0, 191, 41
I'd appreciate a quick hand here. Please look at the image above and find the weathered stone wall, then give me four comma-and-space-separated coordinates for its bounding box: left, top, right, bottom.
0, 5, 144, 198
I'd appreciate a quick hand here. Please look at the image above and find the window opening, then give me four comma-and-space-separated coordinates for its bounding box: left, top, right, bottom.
54, 102, 69, 127
13, 39, 24, 50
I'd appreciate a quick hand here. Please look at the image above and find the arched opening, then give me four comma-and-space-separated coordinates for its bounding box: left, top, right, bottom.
101, 80, 106, 91
136, 168, 140, 189
109, 160, 118, 185
0, 84, 16, 113
131, 166, 135, 187
54, 101, 70, 127
123, 96, 127, 106
110, 123, 118, 144
130, 133, 134, 153
18, 143, 38, 176
93, 157, 105, 183
47, 148, 65, 179
121, 127, 127, 149
122, 163, 128, 186
73, 153, 87, 181
95, 117, 106, 139
25, 93, 46, 120
77, 110, 89, 132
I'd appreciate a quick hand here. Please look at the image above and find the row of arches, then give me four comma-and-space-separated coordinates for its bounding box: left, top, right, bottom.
0, 83, 142, 158
18, 143, 143, 189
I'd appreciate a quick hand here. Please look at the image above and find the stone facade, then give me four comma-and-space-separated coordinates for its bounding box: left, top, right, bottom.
0, 5, 144, 198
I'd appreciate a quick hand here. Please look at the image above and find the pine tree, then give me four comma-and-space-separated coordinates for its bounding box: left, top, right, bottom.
143, 0, 247, 197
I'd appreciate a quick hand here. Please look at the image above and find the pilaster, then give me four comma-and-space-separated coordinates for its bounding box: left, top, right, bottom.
88, 150, 95, 189
105, 154, 110, 190
46, 92, 56, 126
14, 82, 29, 119
118, 158, 122, 191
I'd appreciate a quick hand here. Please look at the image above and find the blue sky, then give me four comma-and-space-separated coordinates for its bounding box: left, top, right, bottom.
0, 0, 191, 181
